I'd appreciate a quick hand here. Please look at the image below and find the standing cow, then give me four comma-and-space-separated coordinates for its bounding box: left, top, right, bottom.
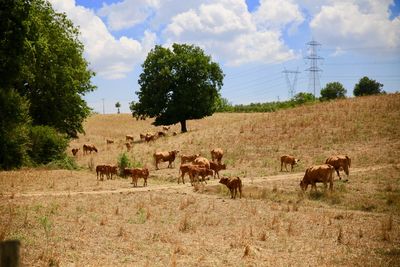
325, 155, 351, 180
219, 176, 242, 199
153, 150, 179, 170
280, 155, 300, 172
211, 148, 224, 163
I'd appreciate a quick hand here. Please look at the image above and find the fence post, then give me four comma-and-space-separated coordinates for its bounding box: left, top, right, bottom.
0, 240, 20, 267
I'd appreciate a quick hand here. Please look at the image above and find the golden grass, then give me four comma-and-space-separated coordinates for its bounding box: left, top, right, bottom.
0, 94, 400, 266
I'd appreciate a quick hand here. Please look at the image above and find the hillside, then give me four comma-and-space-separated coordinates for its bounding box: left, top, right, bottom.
0, 94, 399, 266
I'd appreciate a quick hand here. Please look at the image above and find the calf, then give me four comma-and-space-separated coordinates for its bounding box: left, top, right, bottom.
180, 153, 200, 164
178, 163, 192, 184
153, 150, 179, 170
280, 155, 300, 172
325, 155, 351, 180
83, 144, 98, 155
219, 177, 242, 199
211, 148, 224, 163
71, 148, 80, 156
300, 164, 335, 192
210, 162, 226, 179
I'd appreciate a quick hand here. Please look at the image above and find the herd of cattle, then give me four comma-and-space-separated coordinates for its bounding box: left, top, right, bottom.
71, 130, 351, 199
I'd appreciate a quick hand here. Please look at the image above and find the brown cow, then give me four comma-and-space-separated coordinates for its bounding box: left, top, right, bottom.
300, 164, 335, 192
126, 135, 134, 142
96, 165, 107, 180
106, 139, 114, 144
188, 165, 213, 185
83, 144, 98, 155
127, 168, 149, 187
71, 148, 80, 156
107, 165, 118, 179
145, 133, 157, 142
219, 176, 242, 199
193, 156, 210, 169
325, 155, 351, 180
210, 162, 226, 179
180, 153, 200, 164
153, 150, 179, 170
280, 155, 300, 172
157, 131, 167, 137
211, 148, 224, 163
178, 163, 192, 184
139, 133, 146, 141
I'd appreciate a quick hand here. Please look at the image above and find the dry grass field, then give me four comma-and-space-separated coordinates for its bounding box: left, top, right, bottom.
1, 94, 400, 266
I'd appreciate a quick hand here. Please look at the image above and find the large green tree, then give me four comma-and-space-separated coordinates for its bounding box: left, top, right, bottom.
131, 44, 224, 132
16, 0, 96, 137
353, 76, 384, 96
320, 82, 347, 101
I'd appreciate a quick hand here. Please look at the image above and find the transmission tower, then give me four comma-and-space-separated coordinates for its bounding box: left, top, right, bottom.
305, 39, 323, 97
283, 67, 300, 99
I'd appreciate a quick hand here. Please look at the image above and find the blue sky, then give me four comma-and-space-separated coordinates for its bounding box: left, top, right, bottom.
49, 0, 400, 113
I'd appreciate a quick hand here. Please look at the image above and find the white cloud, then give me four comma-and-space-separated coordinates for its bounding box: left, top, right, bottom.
98, 0, 159, 31
163, 0, 297, 65
48, 0, 156, 79
310, 1, 400, 51
253, 0, 304, 31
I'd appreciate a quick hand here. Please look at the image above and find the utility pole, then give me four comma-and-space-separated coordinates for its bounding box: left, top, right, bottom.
102, 98, 105, 114
305, 39, 323, 97
283, 67, 300, 99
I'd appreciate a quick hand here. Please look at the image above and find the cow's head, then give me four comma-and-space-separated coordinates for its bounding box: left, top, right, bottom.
93, 146, 98, 153
219, 177, 229, 185
294, 159, 300, 164
299, 179, 307, 191
220, 164, 227, 170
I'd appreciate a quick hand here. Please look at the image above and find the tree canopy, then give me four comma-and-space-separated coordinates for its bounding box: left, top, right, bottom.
320, 82, 347, 101
131, 43, 224, 132
15, 0, 95, 137
354, 76, 384, 96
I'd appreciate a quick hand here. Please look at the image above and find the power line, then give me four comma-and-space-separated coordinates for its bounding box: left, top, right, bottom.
282, 67, 300, 99
305, 39, 323, 97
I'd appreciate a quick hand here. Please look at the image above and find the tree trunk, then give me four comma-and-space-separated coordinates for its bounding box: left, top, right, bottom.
180, 120, 187, 133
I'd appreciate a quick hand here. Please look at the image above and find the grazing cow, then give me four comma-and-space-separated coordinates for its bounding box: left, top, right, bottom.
193, 157, 210, 169
125, 142, 132, 152
127, 168, 149, 187
163, 126, 170, 131
325, 155, 351, 180
126, 135, 134, 142
210, 162, 227, 179
180, 153, 200, 164
71, 148, 80, 156
300, 164, 335, 192
211, 148, 224, 163
145, 133, 157, 142
280, 155, 300, 172
219, 177, 242, 199
83, 144, 98, 155
96, 165, 108, 181
153, 150, 179, 170
106, 139, 114, 144
188, 165, 213, 185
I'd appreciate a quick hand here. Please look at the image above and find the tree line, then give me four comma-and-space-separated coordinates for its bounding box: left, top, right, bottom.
0, 0, 95, 170
215, 76, 386, 113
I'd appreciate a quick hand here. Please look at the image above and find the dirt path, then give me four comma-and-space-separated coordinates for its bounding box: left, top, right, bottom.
10, 164, 389, 198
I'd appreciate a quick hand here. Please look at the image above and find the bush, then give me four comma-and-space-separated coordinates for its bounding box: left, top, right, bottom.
117, 153, 132, 177
28, 125, 69, 165
354, 76, 384, 96
46, 156, 79, 170
0, 89, 31, 170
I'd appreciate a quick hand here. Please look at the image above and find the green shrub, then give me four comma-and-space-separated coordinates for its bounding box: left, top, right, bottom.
0, 89, 31, 170
118, 153, 132, 177
28, 125, 68, 165
46, 156, 79, 170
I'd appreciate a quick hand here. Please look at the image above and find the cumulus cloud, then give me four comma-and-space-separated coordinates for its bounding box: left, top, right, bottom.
163, 0, 298, 65
48, 0, 156, 79
310, 0, 400, 51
